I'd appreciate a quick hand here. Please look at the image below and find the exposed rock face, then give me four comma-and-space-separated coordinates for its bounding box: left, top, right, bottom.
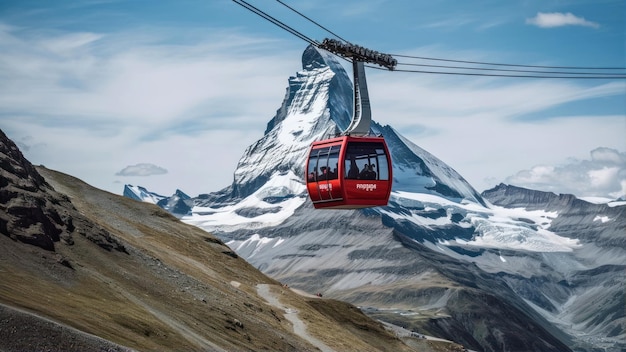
156, 189, 192, 215
0, 129, 125, 253
1, 129, 71, 250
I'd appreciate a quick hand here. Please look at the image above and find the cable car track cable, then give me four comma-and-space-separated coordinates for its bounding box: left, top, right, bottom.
396, 62, 626, 76
275, 0, 350, 43
232, 0, 317, 46
233, 1, 626, 79
370, 65, 626, 79
391, 53, 626, 71
271, 0, 625, 73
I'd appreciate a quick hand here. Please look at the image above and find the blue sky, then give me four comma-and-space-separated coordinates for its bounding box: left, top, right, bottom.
1, 0, 625, 199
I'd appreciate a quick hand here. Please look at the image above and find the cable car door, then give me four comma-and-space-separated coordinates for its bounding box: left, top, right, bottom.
306, 144, 342, 205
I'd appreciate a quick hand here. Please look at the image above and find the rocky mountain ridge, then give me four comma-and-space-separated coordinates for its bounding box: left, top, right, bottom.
0, 129, 125, 253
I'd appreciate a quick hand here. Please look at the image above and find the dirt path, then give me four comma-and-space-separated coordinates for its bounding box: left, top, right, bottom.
256, 284, 333, 352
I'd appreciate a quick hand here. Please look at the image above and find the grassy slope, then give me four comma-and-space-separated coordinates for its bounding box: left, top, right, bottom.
1, 166, 463, 351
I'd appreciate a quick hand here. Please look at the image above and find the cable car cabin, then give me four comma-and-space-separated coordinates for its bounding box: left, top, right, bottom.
306, 136, 392, 209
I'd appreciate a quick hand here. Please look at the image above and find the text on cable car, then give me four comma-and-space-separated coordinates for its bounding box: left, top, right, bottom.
319, 183, 332, 190
356, 184, 377, 191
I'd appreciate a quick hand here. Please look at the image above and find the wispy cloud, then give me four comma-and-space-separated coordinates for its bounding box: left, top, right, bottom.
0, 23, 301, 136
116, 163, 167, 176
421, 17, 477, 30
526, 12, 599, 29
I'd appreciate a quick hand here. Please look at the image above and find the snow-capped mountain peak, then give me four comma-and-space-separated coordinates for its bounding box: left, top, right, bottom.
123, 184, 167, 204
124, 184, 192, 216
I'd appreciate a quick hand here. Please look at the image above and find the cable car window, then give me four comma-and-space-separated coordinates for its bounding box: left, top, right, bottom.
376, 151, 389, 180
307, 149, 320, 182
308, 145, 340, 182
326, 146, 340, 180
344, 142, 389, 180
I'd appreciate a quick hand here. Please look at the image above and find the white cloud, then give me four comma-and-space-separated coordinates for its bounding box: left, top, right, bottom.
510, 165, 557, 184
590, 147, 624, 164
588, 167, 619, 188
526, 12, 599, 29
40, 32, 103, 55
0, 24, 301, 130
116, 163, 167, 177
505, 147, 626, 199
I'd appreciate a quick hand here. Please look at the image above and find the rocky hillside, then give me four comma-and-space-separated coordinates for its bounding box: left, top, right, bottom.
0, 128, 465, 351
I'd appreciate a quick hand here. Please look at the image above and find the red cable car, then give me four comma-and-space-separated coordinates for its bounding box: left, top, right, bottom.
306, 135, 392, 209
305, 49, 395, 209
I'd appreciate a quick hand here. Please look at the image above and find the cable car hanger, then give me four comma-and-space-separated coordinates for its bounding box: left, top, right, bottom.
317, 39, 397, 136
304, 40, 396, 209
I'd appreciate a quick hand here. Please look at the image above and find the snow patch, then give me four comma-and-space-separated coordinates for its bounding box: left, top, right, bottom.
593, 215, 611, 223
388, 191, 579, 252
183, 171, 306, 232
